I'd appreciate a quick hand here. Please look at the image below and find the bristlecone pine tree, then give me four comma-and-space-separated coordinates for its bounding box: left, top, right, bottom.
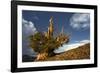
29, 17, 70, 61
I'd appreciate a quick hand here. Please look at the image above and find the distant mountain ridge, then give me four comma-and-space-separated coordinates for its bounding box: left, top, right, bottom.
22, 55, 36, 62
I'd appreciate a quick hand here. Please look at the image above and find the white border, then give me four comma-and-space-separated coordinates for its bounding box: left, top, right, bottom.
17, 5, 94, 68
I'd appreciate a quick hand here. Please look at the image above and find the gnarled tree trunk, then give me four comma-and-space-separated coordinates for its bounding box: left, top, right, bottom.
35, 53, 48, 61
35, 49, 56, 61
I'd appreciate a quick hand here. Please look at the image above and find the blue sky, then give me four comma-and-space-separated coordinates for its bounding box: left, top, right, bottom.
22, 10, 90, 55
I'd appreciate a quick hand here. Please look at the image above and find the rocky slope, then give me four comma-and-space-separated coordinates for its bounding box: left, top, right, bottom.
44, 43, 90, 61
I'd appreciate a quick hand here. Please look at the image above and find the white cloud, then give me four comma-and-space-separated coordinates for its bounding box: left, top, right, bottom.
22, 19, 37, 56
79, 40, 90, 43
22, 18, 37, 35
70, 13, 90, 29
54, 39, 90, 53
75, 40, 90, 43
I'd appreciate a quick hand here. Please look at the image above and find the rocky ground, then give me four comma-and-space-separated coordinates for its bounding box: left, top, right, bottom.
44, 43, 90, 61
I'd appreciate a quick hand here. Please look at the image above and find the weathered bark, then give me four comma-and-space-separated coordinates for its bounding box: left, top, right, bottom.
35, 50, 56, 61
35, 53, 48, 61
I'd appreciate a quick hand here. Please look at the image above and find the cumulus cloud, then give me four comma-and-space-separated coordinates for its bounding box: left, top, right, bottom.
70, 13, 90, 29
22, 18, 37, 35
54, 39, 90, 53
22, 18, 37, 56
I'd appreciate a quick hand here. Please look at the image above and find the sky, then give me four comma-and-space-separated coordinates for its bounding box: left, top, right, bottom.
22, 10, 90, 56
